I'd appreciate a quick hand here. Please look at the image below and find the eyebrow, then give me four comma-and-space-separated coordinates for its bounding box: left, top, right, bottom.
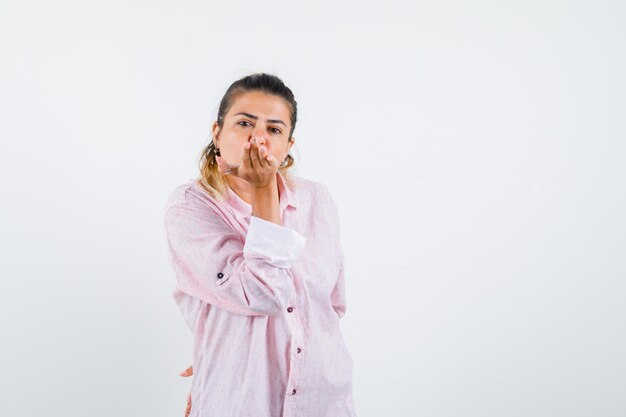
233, 112, 287, 127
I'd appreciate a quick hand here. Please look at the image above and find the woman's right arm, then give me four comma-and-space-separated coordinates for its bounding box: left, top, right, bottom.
163, 199, 307, 316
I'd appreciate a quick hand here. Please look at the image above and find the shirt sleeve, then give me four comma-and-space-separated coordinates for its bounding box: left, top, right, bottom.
164, 201, 307, 316
172, 288, 203, 331
319, 182, 348, 319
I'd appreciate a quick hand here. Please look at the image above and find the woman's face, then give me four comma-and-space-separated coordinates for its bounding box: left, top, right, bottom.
213, 91, 294, 167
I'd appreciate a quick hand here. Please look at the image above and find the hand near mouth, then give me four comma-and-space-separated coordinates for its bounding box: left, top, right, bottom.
216, 137, 278, 188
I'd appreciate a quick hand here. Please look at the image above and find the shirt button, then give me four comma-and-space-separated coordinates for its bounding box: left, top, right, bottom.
217, 272, 224, 279
296, 347, 301, 353
291, 389, 297, 395
287, 307, 294, 313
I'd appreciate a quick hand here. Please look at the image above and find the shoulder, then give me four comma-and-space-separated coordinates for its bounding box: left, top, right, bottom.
290, 175, 333, 201
164, 178, 199, 208
163, 177, 219, 219
290, 175, 339, 219
163, 179, 232, 237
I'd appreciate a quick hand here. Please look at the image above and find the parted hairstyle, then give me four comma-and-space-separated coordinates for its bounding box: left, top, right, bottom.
197, 73, 298, 201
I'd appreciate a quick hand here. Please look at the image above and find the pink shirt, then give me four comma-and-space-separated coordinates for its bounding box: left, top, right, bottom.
163, 171, 357, 417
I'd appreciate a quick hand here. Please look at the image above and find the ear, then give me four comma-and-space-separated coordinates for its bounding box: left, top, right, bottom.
212, 122, 221, 145
287, 136, 295, 152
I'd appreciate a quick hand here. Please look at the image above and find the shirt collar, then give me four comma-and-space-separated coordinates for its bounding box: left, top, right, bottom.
226, 171, 299, 220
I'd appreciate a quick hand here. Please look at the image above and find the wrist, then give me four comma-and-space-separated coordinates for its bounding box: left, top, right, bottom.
250, 176, 277, 191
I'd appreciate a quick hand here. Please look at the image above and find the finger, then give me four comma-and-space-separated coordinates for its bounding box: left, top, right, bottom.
255, 143, 266, 167
245, 139, 254, 169
234, 140, 251, 175
179, 365, 193, 377
266, 153, 277, 168
241, 140, 252, 168
265, 150, 275, 168
185, 392, 192, 417
258, 146, 270, 168
248, 138, 256, 169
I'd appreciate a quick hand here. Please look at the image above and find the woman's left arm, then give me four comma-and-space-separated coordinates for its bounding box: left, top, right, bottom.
320, 182, 347, 319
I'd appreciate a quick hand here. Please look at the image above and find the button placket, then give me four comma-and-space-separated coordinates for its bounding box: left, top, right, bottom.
285, 298, 304, 401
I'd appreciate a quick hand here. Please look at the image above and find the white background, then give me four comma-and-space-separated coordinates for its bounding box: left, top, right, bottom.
1, 1, 625, 416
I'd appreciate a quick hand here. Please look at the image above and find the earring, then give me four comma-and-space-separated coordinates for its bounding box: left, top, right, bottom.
215, 147, 221, 157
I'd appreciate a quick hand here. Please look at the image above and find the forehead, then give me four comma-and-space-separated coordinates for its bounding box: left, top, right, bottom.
227, 91, 291, 119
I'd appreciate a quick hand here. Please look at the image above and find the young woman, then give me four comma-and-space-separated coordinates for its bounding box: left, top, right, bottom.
163, 73, 357, 417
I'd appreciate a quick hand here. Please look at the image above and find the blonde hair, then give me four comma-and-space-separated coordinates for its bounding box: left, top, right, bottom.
196, 73, 299, 202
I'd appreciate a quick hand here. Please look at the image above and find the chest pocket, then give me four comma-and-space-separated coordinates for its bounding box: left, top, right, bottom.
216, 271, 231, 286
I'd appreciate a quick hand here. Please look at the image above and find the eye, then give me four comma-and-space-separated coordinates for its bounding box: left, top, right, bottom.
270, 127, 281, 134
237, 120, 252, 127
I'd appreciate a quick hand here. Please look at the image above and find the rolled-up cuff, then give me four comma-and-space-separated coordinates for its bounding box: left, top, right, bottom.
243, 216, 307, 268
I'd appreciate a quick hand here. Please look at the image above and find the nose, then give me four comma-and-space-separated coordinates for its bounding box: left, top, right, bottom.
251, 126, 267, 145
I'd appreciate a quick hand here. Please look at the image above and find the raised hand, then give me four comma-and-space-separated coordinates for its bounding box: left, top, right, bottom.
215, 137, 279, 188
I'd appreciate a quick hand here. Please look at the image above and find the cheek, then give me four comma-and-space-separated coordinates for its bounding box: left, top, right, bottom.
221, 133, 247, 151
269, 141, 289, 154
